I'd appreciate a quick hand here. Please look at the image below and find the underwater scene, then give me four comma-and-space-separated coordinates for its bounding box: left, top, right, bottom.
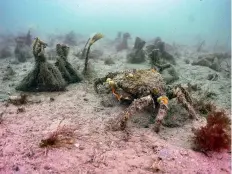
0, 0, 231, 173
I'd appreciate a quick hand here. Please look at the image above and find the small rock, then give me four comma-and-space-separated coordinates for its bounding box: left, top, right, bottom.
0, 112, 4, 123
12, 165, 19, 171
210, 57, 220, 71
207, 73, 219, 81
184, 59, 190, 64
74, 143, 80, 148
216, 154, 223, 160
79, 146, 85, 150
9, 83, 15, 87
83, 98, 88, 101
180, 150, 188, 156
221, 168, 229, 173
150, 158, 163, 173
192, 58, 211, 67
104, 58, 115, 65
50, 97, 55, 102
44, 165, 51, 170
17, 107, 25, 114
94, 107, 104, 112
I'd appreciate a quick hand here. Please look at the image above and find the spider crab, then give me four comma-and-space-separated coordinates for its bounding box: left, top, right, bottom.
94, 68, 198, 133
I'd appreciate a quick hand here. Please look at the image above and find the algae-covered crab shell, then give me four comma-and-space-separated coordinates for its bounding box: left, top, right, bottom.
94, 69, 167, 98
111, 69, 167, 98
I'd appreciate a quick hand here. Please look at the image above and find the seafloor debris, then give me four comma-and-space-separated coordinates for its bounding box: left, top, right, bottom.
116, 32, 131, 52
0, 46, 12, 59
146, 37, 176, 65
20, 29, 33, 47
147, 37, 179, 84
55, 43, 82, 84
192, 53, 230, 72
207, 73, 219, 81
148, 157, 164, 173
127, 37, 146, 63
148, 49, 179, 84
39, 123, 75, 149
8, 93, 28, 105
196, 40, 205, 52
14, 30, 33, 62
17, 106, 25, 114
104, 56, 115, 65
114, 32, 122, 43
192, 55, 220, 72
184, 58, 190, 64
94, 69, 198, 133
50, 97, 55, 102
0, 108, 6, 124
14, 38, 32, 62
16, 37, 66, 92
63, 31, 77, 46
192, 110, 231, 152
2, 65, 15, 81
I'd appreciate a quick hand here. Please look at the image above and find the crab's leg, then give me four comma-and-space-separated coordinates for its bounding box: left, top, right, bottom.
153, 104, 168, 133
94, 77, 106, 93
174, 87, 199, 119
110, 95, 153, 131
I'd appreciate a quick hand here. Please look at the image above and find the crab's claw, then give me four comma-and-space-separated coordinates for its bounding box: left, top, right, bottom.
112, 88, 122, 101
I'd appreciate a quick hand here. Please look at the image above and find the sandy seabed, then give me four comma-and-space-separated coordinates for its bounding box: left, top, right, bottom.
0, 45, 231, 174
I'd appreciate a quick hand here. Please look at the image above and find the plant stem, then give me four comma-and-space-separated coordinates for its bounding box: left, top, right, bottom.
83, 45, 91, 75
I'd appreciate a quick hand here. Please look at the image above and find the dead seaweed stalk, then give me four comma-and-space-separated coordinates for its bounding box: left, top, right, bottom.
39, 119, 75, 149
83, 33, 103, 76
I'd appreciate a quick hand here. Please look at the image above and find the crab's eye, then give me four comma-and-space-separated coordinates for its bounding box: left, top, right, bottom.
141, 88, 148, 94
153, 88, 158, 94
